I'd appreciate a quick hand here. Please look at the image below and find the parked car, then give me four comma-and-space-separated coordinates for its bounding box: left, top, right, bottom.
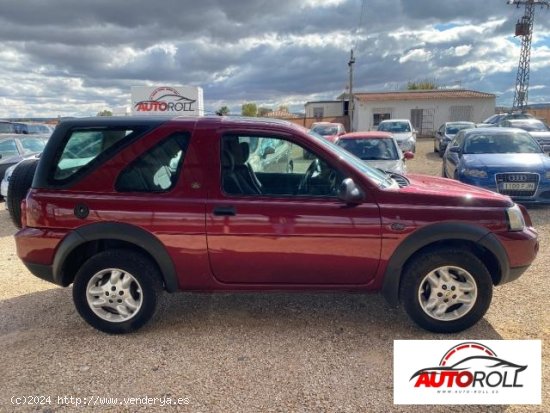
12, 122, 54, 135
477, 112, 534, 128
377, 119, 416, 153
434, 121, 476, 156
0, 121, 17, 133
442, 127, 550, 203
309, 122, 346, 143
498, 118, 550, 150
335, 131, 413, 174
0, 134, 48, 187
14, 116, 538, 334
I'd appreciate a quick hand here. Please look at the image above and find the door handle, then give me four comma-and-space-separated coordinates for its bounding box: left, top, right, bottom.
213, 206, 236, 216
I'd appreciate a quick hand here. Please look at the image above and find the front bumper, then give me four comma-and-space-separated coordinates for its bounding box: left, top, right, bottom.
459, 175, 550, 204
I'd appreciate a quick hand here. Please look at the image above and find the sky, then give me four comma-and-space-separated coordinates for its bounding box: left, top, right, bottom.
0, 0, 549, 118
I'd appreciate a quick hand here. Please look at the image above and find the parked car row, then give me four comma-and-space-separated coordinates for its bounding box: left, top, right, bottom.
0, 120, 54, 135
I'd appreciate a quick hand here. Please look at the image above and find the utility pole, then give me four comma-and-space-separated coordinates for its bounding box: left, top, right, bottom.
508, 0, 549, 111
348, 49, 355, 131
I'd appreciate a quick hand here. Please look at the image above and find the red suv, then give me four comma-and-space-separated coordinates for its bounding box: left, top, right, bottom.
15, 117, 539, 334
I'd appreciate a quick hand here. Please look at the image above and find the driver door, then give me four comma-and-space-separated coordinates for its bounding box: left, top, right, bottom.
206, 133, 381, 285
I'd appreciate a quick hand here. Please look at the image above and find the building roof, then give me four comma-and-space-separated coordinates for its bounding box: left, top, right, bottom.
354, 89, 495, 102
263, 110, 301, 119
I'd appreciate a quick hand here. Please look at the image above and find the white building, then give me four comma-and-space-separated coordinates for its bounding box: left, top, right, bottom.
353, 90, 495, 135
305, 100, 348, 118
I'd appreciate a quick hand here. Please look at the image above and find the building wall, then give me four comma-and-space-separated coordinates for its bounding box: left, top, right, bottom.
527, 108, 550, 125
305, 101, 345, 118
353, 97, 495, 135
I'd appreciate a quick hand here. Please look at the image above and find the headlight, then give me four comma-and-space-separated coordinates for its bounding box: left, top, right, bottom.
545, 171, 550, 179
506, 204, 525, 231
462, 168, 487, 178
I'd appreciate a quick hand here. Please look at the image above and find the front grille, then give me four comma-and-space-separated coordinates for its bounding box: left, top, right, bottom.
495, 173, 539, 197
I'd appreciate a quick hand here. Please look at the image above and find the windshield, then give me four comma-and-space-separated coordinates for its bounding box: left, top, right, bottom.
315, 135, 393, 188
446, 123, 474, 135
378, 121, 411, 133
311, 124, 338, 136
337, 137, 398, 161
483, 114, 502, 124
463, 132, 541, 154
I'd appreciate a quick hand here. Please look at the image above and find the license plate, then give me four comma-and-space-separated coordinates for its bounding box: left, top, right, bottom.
501, 182, 535, 190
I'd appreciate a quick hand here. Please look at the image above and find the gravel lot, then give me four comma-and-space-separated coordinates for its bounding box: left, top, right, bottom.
0, 138, 548, 412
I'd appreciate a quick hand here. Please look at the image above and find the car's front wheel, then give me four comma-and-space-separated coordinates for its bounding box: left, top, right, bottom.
73, 249, 162, 334
400, 248, 492, 333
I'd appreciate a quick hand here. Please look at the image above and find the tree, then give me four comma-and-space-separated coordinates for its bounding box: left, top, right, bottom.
407, 80, 439, 90
241, 102, 258, 117
216, 105, 230, 116
97, 109, 113, 116
258, 107, 273, 117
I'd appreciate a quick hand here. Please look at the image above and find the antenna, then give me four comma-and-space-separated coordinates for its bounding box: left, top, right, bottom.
508, 0, 550, 111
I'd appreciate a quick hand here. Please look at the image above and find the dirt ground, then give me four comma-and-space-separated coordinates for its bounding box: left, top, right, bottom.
0, 139, 548, 412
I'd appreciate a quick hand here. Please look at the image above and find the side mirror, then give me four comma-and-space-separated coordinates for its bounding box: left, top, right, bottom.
262, 146, 275, 159
403, 151, 414, 160
338, 178, 364, 205
449, 146, 461, 154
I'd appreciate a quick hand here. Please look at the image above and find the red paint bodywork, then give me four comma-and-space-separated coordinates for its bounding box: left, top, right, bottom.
16, 117, 539, 292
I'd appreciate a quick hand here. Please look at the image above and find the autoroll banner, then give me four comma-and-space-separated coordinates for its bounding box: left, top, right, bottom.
394, 340, 541, 405
131, 86, 204, 116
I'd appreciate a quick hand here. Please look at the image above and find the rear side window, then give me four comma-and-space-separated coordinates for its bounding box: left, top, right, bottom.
116, 132, 189, 192
53, 128, 137, 181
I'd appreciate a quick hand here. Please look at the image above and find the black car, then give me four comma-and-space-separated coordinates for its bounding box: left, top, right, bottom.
434, 121, 476, 155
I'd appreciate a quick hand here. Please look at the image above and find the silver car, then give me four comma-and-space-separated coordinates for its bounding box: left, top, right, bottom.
335, 132, 414, 175
377, 119, 417, 153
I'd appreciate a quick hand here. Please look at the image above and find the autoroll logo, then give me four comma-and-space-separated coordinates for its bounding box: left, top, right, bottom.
394, 340, 541, 405
410, 342, 526, 390
134, 87, 196, 113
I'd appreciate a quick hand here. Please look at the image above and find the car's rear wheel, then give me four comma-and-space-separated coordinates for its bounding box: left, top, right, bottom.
73, 249, 162, 334
400, 248, 492, 333
7, 159, 39, 228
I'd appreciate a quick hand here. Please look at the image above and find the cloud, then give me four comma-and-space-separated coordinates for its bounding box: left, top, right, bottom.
0, 0, 548, 117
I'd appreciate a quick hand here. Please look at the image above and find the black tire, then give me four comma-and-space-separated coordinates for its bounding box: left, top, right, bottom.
399, 248, 493, 333
7, 159, 38, 228
73, 249, 162, 334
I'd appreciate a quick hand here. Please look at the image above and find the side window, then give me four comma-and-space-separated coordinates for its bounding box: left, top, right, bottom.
221, 135, 345, 197
0, 139, 19, 158
54, 128, 139, 181
116, 133, 189, 192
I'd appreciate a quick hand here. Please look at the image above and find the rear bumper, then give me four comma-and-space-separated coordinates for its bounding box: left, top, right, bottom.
23, 262, 56, 284
16, 227, 66, 286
